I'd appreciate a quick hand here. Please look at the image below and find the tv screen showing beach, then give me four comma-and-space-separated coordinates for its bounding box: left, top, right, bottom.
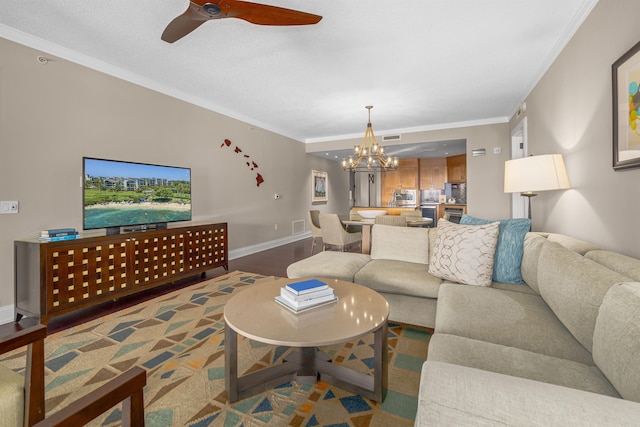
83, 157, 191, 230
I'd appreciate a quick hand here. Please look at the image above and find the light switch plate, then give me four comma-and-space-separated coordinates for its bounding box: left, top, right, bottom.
0, 201, 19, 214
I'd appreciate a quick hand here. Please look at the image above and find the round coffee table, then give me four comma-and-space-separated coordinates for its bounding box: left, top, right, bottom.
224, 277, 389, 402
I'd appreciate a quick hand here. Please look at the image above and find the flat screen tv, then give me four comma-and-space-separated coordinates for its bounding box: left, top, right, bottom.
83, 157, 191, 234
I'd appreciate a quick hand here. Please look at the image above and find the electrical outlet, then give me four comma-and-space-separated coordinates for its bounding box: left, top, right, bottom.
274, 224, 278, 231
0, 201, 19, 214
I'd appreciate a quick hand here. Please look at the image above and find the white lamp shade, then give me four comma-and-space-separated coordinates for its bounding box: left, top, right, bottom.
504, 154, 571, 193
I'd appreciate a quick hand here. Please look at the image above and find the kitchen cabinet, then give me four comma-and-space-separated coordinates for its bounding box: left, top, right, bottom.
446, 154, 467, 182
381, 158, 419, 206
419, 158, 447, 189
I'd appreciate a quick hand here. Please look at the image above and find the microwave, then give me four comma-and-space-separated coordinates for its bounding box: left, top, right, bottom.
392, 189, 417, 206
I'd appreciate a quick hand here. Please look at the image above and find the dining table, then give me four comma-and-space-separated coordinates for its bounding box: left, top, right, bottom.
341, 217, 433, 254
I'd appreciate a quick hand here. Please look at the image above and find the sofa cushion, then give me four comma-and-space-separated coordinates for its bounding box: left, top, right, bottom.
585, 250, 640, 281
354, 259, 441, 298
593, 282, 640, 403
428, 219, 499, 287
490, 281, 537, 294
380, 292, 437, 329
370, 224, 429, 264
520, 232, 548, 294
416, 361, 640, 427
286, 250, 371, 282
546, 233, 600, 255
428, 333, 619, 397
435, 283, 594, 364
537, 241, 630, 352
460, 214, 531, 284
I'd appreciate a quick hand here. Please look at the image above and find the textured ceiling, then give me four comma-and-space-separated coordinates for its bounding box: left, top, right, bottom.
0, 0, 597, 145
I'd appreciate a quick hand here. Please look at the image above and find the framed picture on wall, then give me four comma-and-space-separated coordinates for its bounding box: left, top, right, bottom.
312, 170, 328, 202
613, 40, 640, 170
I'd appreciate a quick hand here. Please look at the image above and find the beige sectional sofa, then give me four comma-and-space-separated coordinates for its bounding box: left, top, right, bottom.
287, 224, 440, 327
288, 222, 640, 424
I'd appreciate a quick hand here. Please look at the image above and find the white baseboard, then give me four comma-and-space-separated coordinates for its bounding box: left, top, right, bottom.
229, 231, 311, 260
0, 233, 311, 326
0, 304, 14, 325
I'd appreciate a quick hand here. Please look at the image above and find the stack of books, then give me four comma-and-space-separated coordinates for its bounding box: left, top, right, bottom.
39, 228, 80, 242
275, 279, 338, 313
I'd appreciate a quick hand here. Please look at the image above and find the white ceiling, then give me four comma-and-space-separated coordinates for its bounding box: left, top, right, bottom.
0, 0, 597, 149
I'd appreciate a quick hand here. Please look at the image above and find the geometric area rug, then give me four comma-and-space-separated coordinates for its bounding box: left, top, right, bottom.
1, 271, 430, 426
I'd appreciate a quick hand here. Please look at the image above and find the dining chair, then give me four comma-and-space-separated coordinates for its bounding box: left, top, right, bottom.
308, 210, 323, 255
345, 209, 364, 233
0, 320, 147, 427
401, 210, 422, 219
349, 209, 363, 220
319, 213, 362, 252
374, 215, 408, 227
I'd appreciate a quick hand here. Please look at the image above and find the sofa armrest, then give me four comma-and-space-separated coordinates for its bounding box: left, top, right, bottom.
416, 361, 640, 426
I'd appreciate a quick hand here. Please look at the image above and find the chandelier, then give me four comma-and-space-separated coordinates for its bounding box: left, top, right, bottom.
342, 106, 398, 172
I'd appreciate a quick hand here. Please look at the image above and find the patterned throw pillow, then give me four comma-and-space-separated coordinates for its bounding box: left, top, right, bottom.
460, 214, 531, 284
428, 219, 500, 287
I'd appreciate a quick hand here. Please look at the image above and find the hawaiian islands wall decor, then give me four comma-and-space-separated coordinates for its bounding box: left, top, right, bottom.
220, 138, 265, 186
613, 40, 640, 170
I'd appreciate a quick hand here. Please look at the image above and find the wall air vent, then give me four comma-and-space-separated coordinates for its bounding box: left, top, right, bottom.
292, 220, 305, 235
382, 134, 401, 142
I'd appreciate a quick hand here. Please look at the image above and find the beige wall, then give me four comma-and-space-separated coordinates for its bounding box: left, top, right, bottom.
510, 0, 640, 258
0, 38, 349, 312
307, 122, 513, 221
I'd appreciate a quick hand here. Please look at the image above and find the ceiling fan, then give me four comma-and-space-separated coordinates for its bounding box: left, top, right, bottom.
162, 0, 322, 43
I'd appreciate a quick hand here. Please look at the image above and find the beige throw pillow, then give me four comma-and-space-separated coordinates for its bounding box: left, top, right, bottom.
428, 219, 500, 287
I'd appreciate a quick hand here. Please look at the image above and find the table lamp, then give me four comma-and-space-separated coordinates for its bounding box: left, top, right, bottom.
504, 154, 571, 222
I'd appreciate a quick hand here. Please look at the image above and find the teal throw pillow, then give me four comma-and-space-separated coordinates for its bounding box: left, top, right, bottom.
460, 214, 531, 284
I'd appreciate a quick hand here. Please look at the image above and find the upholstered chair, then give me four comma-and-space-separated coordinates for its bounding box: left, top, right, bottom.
0, 320, 147, 427
319, 213, 362, 252
374, 215, 408, 227
308, 210, 323, 255
0, 322, 45, 427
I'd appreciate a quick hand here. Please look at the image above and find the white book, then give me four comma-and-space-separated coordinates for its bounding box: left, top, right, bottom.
280, 286, 334, 303
275, 294, 338, 311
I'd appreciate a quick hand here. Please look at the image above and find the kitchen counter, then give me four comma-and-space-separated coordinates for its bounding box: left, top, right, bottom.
352, 206, 419, 216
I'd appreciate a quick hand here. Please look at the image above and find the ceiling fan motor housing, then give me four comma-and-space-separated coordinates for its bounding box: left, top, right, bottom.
202, 3, 222, 16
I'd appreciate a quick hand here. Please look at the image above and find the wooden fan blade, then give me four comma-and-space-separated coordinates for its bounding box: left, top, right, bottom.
161, 4, 208, 43
162, 0, 322, 43
189, 0, 322, 26
227, 1, 322, 26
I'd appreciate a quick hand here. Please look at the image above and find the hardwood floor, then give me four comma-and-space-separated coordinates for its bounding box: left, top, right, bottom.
47, 237, 318, 334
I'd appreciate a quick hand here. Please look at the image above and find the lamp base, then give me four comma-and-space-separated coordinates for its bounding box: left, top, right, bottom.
521, 192, 538, 230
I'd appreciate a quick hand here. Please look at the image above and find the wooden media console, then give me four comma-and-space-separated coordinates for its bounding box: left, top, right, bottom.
14, 222, 228, 325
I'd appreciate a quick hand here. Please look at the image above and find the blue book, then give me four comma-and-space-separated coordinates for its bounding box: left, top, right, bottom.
285, 279, 329, 295
41, 227, 77, 237
281, 286, 334, 302
38, 234, 80, 242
